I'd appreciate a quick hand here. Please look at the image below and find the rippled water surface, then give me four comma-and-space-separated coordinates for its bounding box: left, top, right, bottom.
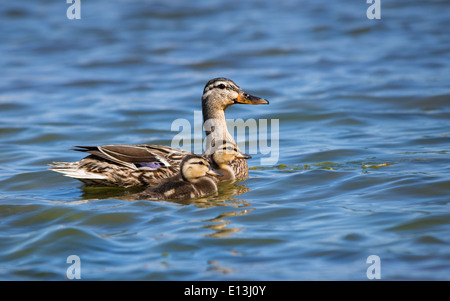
1, 0, 450, 280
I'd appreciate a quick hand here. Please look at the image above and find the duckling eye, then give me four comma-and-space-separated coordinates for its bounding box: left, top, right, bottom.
218, 84, 226, 89
222, 146, 235, 152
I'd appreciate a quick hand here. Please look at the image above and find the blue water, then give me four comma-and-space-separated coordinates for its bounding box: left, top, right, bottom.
1, 0, 449, 280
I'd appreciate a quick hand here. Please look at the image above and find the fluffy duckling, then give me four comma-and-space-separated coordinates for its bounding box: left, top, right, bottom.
206, 140, 252, 182
138, 155, 222, 200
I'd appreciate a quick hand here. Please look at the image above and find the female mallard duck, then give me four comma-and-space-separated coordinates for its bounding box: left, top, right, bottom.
50, 78, 268, 187
137, 154, 222, 200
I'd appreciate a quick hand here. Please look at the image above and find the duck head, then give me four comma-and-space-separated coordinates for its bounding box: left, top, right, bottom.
181, 155, 223, 182
211, 140, 252, 169
202, 78, 269, 112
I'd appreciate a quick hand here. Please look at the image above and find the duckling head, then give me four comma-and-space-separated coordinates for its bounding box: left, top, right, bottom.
211, 141, 252, 168
202, 78, 269, 113
181, 155, 223, 182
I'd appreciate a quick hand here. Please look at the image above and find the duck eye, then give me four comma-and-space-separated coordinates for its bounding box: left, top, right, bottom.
218, 84, 226, 89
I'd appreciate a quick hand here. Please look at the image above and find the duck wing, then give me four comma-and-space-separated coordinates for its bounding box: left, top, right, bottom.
72, 145, 189, 170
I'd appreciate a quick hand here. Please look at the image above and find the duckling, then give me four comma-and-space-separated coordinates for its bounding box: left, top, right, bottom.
137, 155, 222, 200
206, 140, 252, 182
50, 78, 268, 187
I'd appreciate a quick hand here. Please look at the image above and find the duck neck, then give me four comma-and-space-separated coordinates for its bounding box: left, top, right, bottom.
218, 164, 235, 181
192, 176, 217, 189
203, 106, 235, 153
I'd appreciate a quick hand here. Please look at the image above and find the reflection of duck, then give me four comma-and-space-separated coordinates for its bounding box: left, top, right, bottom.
50, 78, 268, 187
137, 154, 221, 200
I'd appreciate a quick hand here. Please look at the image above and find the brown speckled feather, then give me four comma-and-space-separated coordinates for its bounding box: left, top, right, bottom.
137, 175, 217, 200
137, 155, 219, 200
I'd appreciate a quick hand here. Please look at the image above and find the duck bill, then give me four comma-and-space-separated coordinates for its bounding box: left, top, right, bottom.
235, 92, 269, 105
207, 168, 223, 177
236, 151, 252, 159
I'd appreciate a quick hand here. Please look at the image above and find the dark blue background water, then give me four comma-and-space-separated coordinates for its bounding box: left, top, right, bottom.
1, 0, 449, 280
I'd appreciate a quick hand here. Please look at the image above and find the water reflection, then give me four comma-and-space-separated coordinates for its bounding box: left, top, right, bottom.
203, 208, 252, 238
168, 182, 252, 237
79, 180, 252, 238
80, 186, 145, 200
